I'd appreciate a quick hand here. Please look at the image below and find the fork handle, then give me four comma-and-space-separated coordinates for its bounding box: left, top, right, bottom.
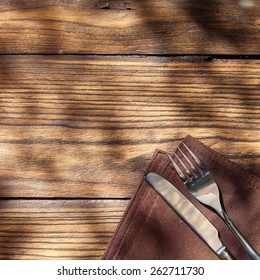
222, 211, 260, 260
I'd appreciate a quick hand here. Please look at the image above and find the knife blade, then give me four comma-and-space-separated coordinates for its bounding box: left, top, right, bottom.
145, 172, 234, 260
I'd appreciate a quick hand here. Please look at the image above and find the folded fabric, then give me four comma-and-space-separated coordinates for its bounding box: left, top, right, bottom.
102, 135, 260, 260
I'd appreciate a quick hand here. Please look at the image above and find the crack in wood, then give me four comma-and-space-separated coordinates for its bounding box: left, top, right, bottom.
98, 0, 132, 10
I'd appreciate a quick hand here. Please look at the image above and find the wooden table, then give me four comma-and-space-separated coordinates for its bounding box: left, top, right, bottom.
0, 0, 259, 259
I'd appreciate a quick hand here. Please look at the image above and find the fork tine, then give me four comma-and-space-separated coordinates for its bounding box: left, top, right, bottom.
177, 147, 198, 174
182, 143, 206, 169
175, 149, 193, 176
166, 153, 188, 182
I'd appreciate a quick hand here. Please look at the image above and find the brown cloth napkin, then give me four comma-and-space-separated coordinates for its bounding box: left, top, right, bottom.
102, 135, 260, 260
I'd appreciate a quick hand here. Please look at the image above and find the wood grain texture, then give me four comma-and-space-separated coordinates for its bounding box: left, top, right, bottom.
0, 0, 259, 262
0, 199, 127, 259
0, 0, 259, 54
0, 55, 259, 198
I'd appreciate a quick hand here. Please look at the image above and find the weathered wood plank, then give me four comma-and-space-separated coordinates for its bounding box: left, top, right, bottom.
0, 199, 127, 259
0, 0, 259, 54
0, 55, 259, 197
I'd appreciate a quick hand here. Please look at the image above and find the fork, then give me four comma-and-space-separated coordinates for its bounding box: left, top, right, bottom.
167, 143, 260, 260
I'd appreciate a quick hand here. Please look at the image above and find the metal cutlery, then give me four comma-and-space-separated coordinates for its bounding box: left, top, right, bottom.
167, 143, 260, 260
145, 172, 234, 260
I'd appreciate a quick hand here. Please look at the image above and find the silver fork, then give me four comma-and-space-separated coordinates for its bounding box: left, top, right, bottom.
167, 143, 260, 260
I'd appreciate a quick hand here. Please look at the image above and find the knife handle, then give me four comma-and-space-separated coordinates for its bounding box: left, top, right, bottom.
218, 247, 234, 260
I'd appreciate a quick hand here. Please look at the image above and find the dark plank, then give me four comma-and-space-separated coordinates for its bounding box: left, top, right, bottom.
0, 199, 128, 259
0, 55, 259, 197
0, 0, 259, 54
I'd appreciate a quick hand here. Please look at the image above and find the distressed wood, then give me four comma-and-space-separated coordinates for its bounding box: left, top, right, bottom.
0, 199, 128, 259
0, 55, 259, 198
0, 0, 259, 262
0, 0, 259, 54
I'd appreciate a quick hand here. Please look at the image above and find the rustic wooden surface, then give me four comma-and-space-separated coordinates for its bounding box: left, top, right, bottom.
0, 56, 259, 198
0, 200, 127, 259
0, 0, 259, 259
0, 0, 259, 54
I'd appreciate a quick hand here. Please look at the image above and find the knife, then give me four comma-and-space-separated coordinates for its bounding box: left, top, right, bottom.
145, 172, 234, 260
